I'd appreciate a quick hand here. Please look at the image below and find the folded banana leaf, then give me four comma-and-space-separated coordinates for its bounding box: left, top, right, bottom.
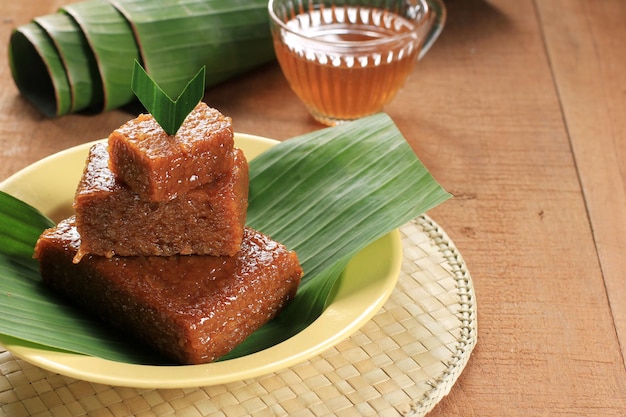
9, 0, 274, 117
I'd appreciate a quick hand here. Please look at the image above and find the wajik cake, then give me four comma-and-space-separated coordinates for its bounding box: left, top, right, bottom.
33, 103, 303, 364
108, 102, 234, 202
34, 218, 302, 365
73, 143, 248, 262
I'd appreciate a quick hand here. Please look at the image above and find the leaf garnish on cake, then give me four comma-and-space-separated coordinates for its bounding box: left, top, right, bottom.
130, 60, 206, 136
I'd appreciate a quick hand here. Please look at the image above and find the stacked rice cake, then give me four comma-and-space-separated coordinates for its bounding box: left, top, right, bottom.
34, 103, 303, 364
108, 102, 234, 202
35, 219, 302, 364
73, 143, 248, 262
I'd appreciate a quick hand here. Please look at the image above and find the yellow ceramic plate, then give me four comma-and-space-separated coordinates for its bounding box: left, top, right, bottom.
0, 134, 401, 388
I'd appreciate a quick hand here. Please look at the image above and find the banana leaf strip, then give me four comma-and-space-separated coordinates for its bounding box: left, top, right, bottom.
34, 12, 103, 113
9, 22, 72, 117
111, 0, 275, 99
62, 0, 140, 112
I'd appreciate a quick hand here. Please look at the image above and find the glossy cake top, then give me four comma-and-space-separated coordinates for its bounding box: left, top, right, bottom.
112, 102, 233, 159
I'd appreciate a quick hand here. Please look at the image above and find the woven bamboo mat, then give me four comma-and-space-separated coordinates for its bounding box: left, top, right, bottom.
0, 215, 477, 417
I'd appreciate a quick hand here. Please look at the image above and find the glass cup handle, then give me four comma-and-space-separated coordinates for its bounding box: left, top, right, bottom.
418, 0, 447, 60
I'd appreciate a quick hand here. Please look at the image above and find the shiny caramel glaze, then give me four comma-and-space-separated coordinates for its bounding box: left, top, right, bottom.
34, 218, 303, 365
108, 102, 234, 202
73, 143, 248, 262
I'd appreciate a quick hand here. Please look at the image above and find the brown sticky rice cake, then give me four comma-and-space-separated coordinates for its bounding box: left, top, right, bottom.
108, 102, 234, 202
34, 217, 303, 365
73, 142, 248, 262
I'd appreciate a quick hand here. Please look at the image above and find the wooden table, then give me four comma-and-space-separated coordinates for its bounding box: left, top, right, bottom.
1, 0, 625, 415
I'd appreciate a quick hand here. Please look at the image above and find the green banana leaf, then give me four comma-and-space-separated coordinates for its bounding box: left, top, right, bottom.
34, 12, 103, 113
112, 0, 274, 99
0, 114, 451, 364
62, 0, 141, 112
9, 0, 275, 117
9, 22, 72, 117
131, 61, 206, 135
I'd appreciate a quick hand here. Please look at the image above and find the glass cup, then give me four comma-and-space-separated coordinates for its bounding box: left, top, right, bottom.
268, 0, 446, 126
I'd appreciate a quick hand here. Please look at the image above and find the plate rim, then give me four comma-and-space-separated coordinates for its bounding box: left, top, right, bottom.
0, 133, 402, 388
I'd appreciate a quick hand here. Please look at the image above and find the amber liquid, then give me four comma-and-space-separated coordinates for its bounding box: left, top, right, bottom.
273, 6, 420, 125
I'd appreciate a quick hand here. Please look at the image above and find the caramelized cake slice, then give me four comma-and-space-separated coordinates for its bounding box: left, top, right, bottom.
34, 217, 303, 365
108, 102, 234, 202
73, 142, 248, 261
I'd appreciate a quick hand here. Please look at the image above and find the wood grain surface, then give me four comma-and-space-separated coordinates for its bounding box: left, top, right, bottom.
1, 0, 624, 416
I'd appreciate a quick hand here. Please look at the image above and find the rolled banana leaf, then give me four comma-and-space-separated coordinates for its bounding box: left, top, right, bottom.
34, 12, 103, 113
112, 0, 274, 99
9, 22, 72, 117
62, 0, 140, 113
8, 0, 275, 117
